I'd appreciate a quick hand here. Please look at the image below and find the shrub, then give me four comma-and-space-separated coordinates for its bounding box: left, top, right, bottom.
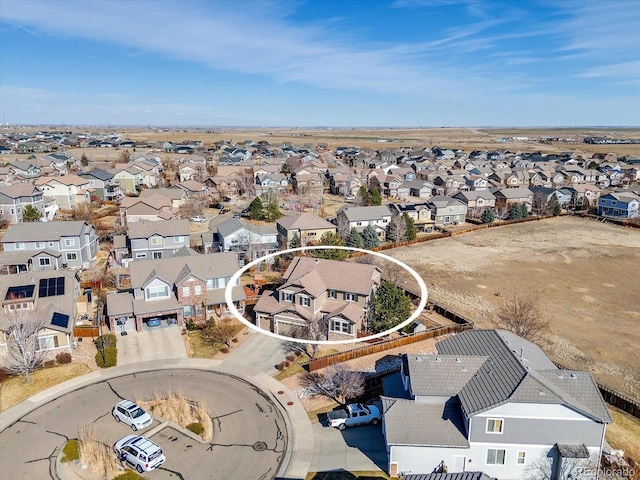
186, 422, 204, 436
56, 352, 72, 364
286, 354, 295, 362
112, 471, 145, 480
277, 362, 286, 371
95, 346, 117, 368
231, 337, 238, 343
44, 360, 56, 368
186, 319, 197, 331
61, 439, 79, 462
94, 334, 117, 350
220, 347, 229, 354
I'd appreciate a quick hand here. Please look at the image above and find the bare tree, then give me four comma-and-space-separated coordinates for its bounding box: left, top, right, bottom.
201, 317, 240, 348
532, 192, 550, 215
387, 213, 407, 243
494, 203, 511, 220
285, 314, 327, 358
0, 211, 11, 229
0, 309, 48, 382
336, 213, 351, 242
179, 200, 204, 219
524, 450, 599, 480
301, 364, 365, 406
494, 292, 550, 344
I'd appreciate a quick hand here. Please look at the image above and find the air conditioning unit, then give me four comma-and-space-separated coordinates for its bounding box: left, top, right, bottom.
71, 342, 77, 350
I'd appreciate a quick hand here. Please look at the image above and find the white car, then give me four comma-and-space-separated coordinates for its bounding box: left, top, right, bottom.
327, 403, 381, 430
112, 400, 153, 431
190, 215, 206, 223
114, 435, 165, 473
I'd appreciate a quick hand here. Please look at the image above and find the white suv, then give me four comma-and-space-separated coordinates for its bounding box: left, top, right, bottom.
114, 435, 165, 473
112, 400, 153, 431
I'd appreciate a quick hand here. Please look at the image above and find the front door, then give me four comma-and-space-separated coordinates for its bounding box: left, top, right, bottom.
453, 455, 467, 473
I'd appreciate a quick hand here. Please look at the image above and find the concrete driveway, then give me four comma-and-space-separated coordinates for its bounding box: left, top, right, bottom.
117, 324, 187, 365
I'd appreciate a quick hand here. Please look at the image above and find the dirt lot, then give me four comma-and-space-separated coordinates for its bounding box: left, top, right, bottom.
386, 216, 640, 398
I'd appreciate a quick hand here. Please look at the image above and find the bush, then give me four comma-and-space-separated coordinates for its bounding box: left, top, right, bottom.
95, 346, 117, 368
220, 347, 229, 354
186, 319, 198, 331
61, 439, 79, 462
44, 360, 56, 368
231, 337, 238, 343
112, 471, 145, 480
277, 362, 286, 371
286, 354, 295, 362
94, 334, 117, 350
186, 422, 204, 435
56, 352, 72, 364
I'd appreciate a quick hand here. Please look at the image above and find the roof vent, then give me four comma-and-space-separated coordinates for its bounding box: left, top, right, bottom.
557, 372, 564, 379
488, 370, 493, 375
539, 390, 546, 396
435, 357, 441, 362
570, 373, 578, 379
462, 367, 467, 372
475, 373, 480, 378
455, 358, 461, 363
415, 357, 421, 362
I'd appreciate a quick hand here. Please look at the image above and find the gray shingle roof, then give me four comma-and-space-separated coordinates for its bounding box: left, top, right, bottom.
277, 213, 336, 230
2, 221, 90, 243
339, 205, 393, 222
127, 219, 189, 239
405, 355, 488, 397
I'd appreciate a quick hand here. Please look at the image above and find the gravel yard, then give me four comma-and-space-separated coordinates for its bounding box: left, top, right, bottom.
386, 216, 640, 398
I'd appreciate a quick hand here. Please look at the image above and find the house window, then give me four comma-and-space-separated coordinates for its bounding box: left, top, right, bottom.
182, 286, 190, 297
39, 258, 51, 267
486, 449, 506, 465
152, 251, 163, 259
299, 296, 310, 307
331, 318, 351, 334
35, 241, 45, 249
136, 253, 147, 259
146, 285, 169, 299
8, 302, 30, 310
38, 335, 58, 350
282, 292, 293, 302
344, 292, 357, 302
327, 290, 337, 299
486, 418, 503, 433
517, 451, 526, 465
194, 285, 202, 296
150, 237, 162, 246
15, 242, 25, 250
176, 236, 185, 243
64, 238, 75, 247
66, 253, 78, 261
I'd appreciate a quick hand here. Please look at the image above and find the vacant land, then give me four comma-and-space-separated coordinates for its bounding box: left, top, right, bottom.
387, 217, 640, 398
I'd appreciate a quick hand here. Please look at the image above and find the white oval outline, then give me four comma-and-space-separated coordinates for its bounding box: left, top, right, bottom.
225, 245, 428, 345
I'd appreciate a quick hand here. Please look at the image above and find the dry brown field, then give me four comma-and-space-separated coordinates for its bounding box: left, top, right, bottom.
386, 216, 640, 399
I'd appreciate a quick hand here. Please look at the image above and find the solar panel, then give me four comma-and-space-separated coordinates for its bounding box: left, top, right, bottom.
5, 285, 35, 300
38, 277, 65, 298
51, 312, 70, 329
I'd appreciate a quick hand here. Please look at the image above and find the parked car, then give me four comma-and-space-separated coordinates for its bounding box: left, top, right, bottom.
190, 215, 206, 223
114, 435, 165, 473
219, 208, 230, 214
146, 318, 161, 327
222, 196, 231, 202
345, 195, 356, 201
210, 202, 224, 209
112, 400, 153, 431
327, 403, 381, 431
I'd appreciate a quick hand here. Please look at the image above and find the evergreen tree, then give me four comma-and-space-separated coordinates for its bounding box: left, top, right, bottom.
550, 193, 562, 216
346, 228, 364, 249
362, 225, 380, 249
289, 233, 301, 249
81, 153, 89, 167
509, 203, 523, 220
358, 185, 371, 205
521, 203, 531, 217
21, 205, 43, 222
368, 281, 412, 334
309, 232, 347, 260
403, 213, 417, 241
264, 198, 283, 222
480, 208, 495, 224
370, 188, 382, 206
248, 197, 264, 220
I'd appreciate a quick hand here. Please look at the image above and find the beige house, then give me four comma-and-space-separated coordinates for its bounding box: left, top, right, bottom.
276, 213, 337, 247
35, 175, 93, 209
253, 257, 381, 341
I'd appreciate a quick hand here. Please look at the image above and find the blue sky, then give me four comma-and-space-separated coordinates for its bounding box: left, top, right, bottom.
0, 0, 638, 127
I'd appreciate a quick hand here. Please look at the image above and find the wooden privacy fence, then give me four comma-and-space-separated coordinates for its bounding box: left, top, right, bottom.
598, 385, 640, 418
303, 322, 472, 372
73, 326, 100, 338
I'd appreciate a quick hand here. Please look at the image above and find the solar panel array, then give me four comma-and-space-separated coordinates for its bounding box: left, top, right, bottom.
5, 284, 35, 300
51, 312, 70, 329
38, 277, 65, 298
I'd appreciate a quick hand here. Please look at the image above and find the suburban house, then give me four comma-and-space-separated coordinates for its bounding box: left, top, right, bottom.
427, 196, 468, 226
336, 205, 393, 240
140, 188, 188, 209
276, 213, 337, 247
216, 217, 279, 263
291, 173, 324, 194
255, 173, 289, 196
113, 167, 143, 194
119, 195, 177, 224
452, 191, 496, 211
388, 202, 435, 233
178, 164, 204, 182
128, 219, 190, 261
493, 187, 534, 212
6, 160, 44, 180
105, 251, 246, 332
1, 221, 98, 269
0, 270, 80, 358
382, 329, 612, 479
567, 184, 601, 208
529, 186, 573, 208
79, 169, 123, 202
0, 184, 46, 223
253, 257, 382, 341
404, 180, 434, 199
329, 172, 361, 196
597, 191, 640, 218
35, 175, 93, 209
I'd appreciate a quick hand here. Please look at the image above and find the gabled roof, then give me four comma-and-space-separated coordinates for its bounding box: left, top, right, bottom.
2, 221, 91, 243
127, 219, 189, 239
338, 205, 393, 222
0, 184, 43, 198
277, 213, 336, 231
140, 188, 186, 201
35, 174, 90, 187
494, 187, 533, 199
79, 169, 114, 181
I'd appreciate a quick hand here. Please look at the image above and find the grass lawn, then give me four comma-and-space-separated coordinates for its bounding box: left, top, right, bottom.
606, 406, 640, 463
273, 348, 340, 381
0, 363, 91, 412
306, 472, 391, 480
187, 330, 221, 358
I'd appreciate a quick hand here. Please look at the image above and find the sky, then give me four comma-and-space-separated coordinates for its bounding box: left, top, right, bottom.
0, 0, 639, 127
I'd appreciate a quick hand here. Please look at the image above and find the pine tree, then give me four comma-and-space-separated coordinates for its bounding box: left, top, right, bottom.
521, 203, 531, 217
370, 188, 382, 206
509, 203, 523, 220
248, 197, 264, 220
481, 208, 495, 224
550, 193, 562, 216
346, 228, 364, 249
289, 233, 301, 249
368, 281, 412, 334
309, 232, 348, 260
362, 225, 380, 249
403, 213, 417, 241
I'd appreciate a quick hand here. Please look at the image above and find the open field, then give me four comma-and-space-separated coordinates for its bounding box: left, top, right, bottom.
386, 217, 640, 398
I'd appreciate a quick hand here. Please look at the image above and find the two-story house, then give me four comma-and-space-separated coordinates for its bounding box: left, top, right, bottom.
336, 205, 393, 241
35, 175, 93, 209
128, 219, 190, 261
79, 169, 123, 202
119, 195, 177, 224
1, 221, 98, 269
452, 190, 496, 212
253, 257, 381, 341
276, 213, 337, 248
388, 202, 435, 233
493, 187, 534, 212
427, 196, 468, 226
0, 184, 46, 223
0, 270, 80, 359
216, 217, 279, 263
598, 191, 640, 218
105, 251, 246, 332
255, 173, 289, 196
381, 329, 611, 479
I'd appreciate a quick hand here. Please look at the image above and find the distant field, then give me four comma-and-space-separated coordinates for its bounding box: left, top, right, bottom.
387, 217, 640, 399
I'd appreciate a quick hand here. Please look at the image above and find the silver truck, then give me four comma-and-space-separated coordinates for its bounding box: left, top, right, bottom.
327, 403, 381, 430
